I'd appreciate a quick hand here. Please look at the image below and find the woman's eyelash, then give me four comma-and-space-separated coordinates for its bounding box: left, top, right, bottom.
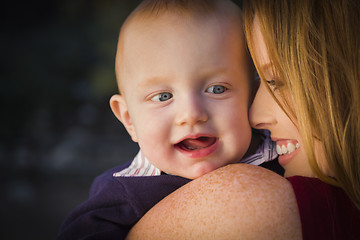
266, 79, 283, 90
266, 79, 276, 86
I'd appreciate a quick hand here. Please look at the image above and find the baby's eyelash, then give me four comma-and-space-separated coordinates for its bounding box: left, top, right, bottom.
206, 85, 228, 94
150, 92, 173, 102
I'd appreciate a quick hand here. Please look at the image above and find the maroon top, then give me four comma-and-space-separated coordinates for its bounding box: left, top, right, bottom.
288, 176, 360, 240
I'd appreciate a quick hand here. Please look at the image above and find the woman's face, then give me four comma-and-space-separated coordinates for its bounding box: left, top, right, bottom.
249, 17, 322, 177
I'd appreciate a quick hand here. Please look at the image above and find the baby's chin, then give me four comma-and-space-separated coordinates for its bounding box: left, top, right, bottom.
174, 162, 225, 180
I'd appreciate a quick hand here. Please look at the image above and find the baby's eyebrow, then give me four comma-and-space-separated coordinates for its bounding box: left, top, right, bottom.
136, 76, 170, 90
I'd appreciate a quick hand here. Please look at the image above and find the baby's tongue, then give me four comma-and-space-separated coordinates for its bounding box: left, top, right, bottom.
181, 137, 216, 150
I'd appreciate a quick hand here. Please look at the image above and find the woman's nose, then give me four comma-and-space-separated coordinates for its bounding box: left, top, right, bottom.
175, 95, 208, 126
249, 81, 277, 129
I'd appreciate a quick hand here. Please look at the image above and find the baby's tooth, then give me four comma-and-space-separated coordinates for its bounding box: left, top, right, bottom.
281, 145, 287, 154
296, 143, 300, 149
287, 143, 295, 153
276, 145, 282, 155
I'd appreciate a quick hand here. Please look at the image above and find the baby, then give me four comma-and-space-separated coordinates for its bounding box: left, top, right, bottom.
57, 0, 279, 239
110, 2, 252, 179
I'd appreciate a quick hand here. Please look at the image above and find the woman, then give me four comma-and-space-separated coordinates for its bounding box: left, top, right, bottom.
126, 0, 360, 239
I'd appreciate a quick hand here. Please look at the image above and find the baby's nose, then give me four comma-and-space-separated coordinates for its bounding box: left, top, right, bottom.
175, 96, 208, 126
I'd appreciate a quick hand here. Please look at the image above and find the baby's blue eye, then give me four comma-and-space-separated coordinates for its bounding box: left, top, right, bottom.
206, 85, 227, 94
151, 92, 173, 102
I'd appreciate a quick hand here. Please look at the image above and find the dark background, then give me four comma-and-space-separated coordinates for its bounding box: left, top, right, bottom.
1, 1, 142, 239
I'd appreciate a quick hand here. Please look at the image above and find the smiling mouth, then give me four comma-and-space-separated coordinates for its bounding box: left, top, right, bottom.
176, 137, 217, 151
276, 142, 300, 155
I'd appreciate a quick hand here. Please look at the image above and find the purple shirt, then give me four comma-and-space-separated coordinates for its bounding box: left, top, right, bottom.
57, 162, 191, 239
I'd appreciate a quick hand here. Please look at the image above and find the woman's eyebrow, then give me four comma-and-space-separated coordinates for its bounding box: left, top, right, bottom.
257, 62, 275, 78
260, 62, 273, 72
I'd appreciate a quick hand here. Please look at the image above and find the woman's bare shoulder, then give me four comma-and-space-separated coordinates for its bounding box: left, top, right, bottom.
127, 164, 302, 240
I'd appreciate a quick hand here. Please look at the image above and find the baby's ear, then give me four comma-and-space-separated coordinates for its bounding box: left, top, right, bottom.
109, 94, 138, 142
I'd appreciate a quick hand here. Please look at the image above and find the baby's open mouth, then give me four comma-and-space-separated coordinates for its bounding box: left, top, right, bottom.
176, 137, 217, 151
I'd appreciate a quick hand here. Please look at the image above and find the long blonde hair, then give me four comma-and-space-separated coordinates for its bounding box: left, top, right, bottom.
244, 0, 360, 209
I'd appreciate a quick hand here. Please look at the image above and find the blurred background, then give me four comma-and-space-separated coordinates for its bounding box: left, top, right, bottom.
1, 0, 142, 239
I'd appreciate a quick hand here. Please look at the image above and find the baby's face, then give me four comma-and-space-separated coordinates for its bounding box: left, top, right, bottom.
116, 13, 251, 179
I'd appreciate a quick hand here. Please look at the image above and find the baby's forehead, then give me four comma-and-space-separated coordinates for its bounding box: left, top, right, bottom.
123, 0, 243, 32
120, 8, 239, 49
117, 15, 246, 69
115, 1, 247, 91
119, 5, 244, 56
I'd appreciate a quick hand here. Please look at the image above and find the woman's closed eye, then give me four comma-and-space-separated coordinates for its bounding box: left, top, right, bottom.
151, 92, 173, 102
266, 79, 284, 91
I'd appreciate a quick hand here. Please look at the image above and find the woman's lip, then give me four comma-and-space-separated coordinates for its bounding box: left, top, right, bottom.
271, 137, 298, 146
278, 146, 300, 166
270, 137, 281, 142
271, 138, 300, 166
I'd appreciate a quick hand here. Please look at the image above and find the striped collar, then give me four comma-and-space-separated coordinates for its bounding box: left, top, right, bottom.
113, 151, 161, 177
